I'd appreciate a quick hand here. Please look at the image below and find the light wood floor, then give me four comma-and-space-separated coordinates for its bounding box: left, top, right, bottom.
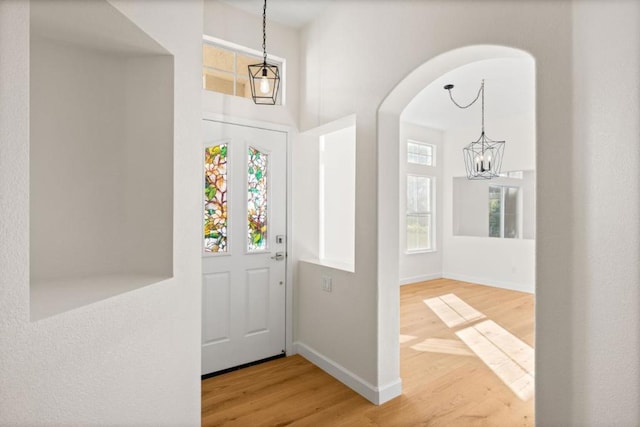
202, 278, 534, 426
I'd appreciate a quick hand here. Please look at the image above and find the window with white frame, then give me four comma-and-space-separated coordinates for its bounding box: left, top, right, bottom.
202, 37, 284, 104
407, 140, 435, 166
406, 175, 435, 251
489, 185, 519, 238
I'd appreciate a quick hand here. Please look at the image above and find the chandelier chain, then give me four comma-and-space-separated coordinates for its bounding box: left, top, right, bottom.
481, 80, 484, 134
262, 0, 267, 64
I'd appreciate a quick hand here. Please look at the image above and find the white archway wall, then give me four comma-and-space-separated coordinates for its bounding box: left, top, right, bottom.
378, 44, 538, 396
297, 0, 575, 411
298, 1, 640, 424
398, 56, 536, 292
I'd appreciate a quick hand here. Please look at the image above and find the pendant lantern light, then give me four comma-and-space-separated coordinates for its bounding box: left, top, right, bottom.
444, 80, 505, 180
248, 0, 280, 105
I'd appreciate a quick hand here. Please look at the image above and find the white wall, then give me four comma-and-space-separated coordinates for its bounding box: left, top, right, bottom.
299, 0, 574, 409
29, 32, 177, 319
452, 179, 487, 237
570, 1, 640, 424
443, 236, 535, 293
0, 0, 203, 424
398, 122, 443, 284
443, 114, 536, 293
293, 132, 320, 262
30, 37, 175, 284
30, 36, 128, 281
123, 55, 175, 277
320, 125, 356, 270
293, 116, 363, 394
445, 172, 536, 293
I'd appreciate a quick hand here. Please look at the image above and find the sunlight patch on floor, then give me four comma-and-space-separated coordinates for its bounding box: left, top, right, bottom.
456, 321, 534, 401
421, 293, 535, 401
399, 334, 418, 344
410, 338, 474, 356
473, 320, 534, 375
423, 293, 486, 327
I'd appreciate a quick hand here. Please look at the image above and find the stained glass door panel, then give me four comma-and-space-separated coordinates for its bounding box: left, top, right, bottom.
204, 144, 228, 253
247, 147, 269, 252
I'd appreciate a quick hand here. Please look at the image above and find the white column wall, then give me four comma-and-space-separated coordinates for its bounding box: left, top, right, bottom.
0, 1, 203, 424
570, 1, 640, 424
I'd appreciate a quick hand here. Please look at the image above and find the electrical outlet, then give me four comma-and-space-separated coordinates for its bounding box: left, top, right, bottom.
322, 276, 332, 292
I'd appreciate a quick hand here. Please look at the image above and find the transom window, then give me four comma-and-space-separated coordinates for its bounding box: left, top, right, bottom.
202, 37, 284, 105
407, 140, 435, 166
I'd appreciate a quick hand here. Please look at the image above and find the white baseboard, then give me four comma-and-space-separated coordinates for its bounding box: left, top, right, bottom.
399, 273, 443, 286
443, 272, 534, 294
293, 341, 402, 405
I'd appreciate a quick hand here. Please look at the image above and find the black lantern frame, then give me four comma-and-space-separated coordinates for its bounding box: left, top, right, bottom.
462, 132, 505, 180
444, 80, 505, 179
248, 0, 280, 105
248, 62, 280, 105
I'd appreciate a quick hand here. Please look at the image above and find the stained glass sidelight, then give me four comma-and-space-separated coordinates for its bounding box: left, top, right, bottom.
247, 147, 268, 251
204, 144, 228, 252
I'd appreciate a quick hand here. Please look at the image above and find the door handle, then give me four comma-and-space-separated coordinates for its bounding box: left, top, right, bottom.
270, 252, 285, 261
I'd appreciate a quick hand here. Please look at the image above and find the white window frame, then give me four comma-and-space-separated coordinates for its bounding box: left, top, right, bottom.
202, 35, 287, 105
407, 139, 436, 166
406, 174, 436, 253
488, 185, 520, 239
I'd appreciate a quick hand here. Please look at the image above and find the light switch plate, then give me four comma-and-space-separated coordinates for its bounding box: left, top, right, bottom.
322, 276, 332, 292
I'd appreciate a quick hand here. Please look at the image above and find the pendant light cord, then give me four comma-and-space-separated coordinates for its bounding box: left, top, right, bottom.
445, 79, 485, 134
262, 0, 267, 65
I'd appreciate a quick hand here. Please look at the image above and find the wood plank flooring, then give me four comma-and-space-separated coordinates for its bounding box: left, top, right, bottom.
202, 278, 534, 426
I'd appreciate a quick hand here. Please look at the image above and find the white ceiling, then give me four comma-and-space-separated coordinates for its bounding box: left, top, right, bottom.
218, 2, 535, 133
401, 57, 536, 131
219, 0, 334, 28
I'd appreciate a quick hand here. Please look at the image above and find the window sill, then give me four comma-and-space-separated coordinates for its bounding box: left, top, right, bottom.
405, 249, 437, 255
299, 258, 355, 273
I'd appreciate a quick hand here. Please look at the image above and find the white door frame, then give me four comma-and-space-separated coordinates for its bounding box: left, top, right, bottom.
202, 111, 294, 358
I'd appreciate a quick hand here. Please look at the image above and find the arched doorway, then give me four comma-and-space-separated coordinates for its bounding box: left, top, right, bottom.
377, 45, 536, 409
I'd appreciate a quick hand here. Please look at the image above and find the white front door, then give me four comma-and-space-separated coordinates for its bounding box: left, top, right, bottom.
201, 119, 287, 375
